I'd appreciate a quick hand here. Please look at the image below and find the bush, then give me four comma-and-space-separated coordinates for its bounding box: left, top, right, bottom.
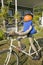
33, 15, 41, 31
0, 29, 4, 40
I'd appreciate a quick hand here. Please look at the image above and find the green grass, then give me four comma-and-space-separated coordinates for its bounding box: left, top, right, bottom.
0, 29, 43, 65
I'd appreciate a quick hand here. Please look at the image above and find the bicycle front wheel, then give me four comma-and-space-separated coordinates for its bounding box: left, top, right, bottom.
0, 50, 19, 65
4, 50, 19, 65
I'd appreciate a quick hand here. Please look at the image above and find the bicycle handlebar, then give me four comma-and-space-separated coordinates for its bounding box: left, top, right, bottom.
7, 35, 27, 45
5, 32, 27, 42
16, 35, 27, 40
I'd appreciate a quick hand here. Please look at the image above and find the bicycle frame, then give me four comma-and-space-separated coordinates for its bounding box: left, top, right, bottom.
4, 35, 41, 65
7, 35, 41, 56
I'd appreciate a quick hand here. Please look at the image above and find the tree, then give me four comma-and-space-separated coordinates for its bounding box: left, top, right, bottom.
0, 0, 13, 31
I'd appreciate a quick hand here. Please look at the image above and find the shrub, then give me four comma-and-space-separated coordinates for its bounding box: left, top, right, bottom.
0, 29, 4, 40
33, 15, 41, 31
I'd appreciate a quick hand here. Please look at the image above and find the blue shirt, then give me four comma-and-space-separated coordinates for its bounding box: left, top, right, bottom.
23, 20, 37, 34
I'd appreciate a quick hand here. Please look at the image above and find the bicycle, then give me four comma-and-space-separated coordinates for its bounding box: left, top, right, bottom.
0, 32, 42, 65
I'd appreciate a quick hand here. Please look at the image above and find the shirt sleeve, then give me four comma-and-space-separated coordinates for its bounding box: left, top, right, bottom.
28, 20, 32, 27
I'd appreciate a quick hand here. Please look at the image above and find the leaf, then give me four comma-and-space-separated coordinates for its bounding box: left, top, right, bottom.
14, 11, 21, 22
7, 0, 13, 4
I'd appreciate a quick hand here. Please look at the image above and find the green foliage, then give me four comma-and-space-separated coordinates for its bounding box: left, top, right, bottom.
14, 11, 21, 22
0, 13, 3, 22
33, 15, 39, 24
8, 18, 13, 24
6, 0, 13, 4
0, 29, 4, 40
0, 7, 9, 27
33, 15, 39, 21
1, 7, 8, 19
34, 25, 40, 31
33, 15, 40, 31
0, 6, 9, 22
33, 6, 42, 31
34, 6, 43, 13
7, 0, 12, 3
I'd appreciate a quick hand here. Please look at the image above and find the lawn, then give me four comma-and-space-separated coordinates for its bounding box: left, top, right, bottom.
0, 29, 43, 65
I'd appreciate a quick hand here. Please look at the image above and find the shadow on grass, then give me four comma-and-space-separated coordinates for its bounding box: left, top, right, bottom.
11, 54, 28, 65
19, 54, 28, 65
11, 60, 18, 65
0, 40, 8, 46
42, 60, 43, 65
0, 44, 5, 46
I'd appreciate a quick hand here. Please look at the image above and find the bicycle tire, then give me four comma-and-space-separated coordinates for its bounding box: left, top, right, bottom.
0, 49, 19, 65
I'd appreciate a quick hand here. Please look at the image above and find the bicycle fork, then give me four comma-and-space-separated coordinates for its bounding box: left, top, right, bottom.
4, 39, 13, 65
4, 47, 12, 65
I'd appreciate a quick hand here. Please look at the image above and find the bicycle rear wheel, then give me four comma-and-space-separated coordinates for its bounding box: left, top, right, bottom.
0, 50, 19, 65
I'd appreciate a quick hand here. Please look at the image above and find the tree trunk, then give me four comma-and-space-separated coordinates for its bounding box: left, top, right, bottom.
1, 0, 4, 7
15, 0, 18, 32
